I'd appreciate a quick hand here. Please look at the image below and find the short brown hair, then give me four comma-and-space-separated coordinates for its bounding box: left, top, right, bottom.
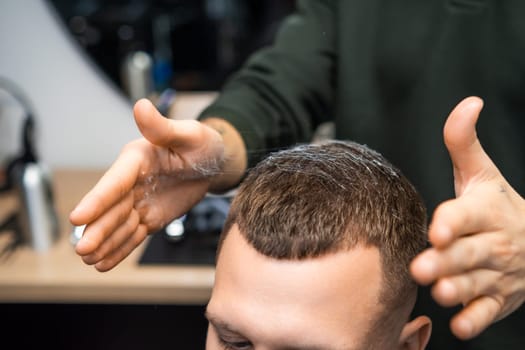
220, 140, 427, 319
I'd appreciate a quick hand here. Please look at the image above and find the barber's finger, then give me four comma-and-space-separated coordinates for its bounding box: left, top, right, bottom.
443, 96, 498, 196
75, 191, 134, 255
431, 269, 500, 307
428, 189, 500, 248
69, 143, 143, 226
81, 209, 140, 265
411, 233, 497, 285
450, 295, 502, 340
94, 223, 149, 272
133, 98, 204, 149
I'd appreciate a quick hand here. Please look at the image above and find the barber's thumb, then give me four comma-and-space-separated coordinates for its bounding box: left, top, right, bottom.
133, 98, 202, 149
443, 96, 483, 154
443, 97, 495, 188
133, 98, 170, 144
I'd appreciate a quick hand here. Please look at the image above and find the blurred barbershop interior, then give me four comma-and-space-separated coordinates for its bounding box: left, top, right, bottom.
0, 1, 294, 348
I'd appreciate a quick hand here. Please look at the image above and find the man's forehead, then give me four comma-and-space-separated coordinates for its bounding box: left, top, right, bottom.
215, 225, 384, 294
210, 225, 385, 347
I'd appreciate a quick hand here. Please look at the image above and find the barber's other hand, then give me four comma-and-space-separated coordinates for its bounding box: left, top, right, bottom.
69, 99, 225, 272
410, 96, 525, 340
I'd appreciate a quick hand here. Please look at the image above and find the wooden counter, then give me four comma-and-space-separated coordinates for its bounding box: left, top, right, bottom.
0, 169, 215, 304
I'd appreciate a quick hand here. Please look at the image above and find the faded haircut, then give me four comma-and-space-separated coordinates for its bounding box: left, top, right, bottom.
219, 140, 428, 320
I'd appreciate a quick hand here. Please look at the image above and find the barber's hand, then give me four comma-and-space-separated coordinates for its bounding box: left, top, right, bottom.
410, 96, 525, 340
69, 99, 225, 272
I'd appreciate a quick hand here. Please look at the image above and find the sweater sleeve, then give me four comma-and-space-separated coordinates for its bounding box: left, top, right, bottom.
198, 0, 337, 168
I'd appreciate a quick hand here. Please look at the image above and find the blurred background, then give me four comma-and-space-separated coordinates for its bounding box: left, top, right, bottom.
50, 0, 295, 92
0, 0, 295, 169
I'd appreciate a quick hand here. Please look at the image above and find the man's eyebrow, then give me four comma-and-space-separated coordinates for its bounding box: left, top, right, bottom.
205, 310, 342, 350
282, 346, 339, 350
204, 310, 243, 334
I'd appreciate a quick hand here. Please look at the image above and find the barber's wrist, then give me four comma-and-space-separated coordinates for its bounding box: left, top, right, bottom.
202, 117, 247, 193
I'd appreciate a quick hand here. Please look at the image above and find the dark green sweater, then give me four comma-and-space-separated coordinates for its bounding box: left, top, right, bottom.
199, 1, 525, 348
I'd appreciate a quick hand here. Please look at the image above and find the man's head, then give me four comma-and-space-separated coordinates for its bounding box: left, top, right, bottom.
206, 141, 431, 350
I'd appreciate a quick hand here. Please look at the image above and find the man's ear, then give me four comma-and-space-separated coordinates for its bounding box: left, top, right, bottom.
398, 315, 432, 350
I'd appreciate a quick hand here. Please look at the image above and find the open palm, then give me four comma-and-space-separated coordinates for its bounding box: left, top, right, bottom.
69, 99, 224, 271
